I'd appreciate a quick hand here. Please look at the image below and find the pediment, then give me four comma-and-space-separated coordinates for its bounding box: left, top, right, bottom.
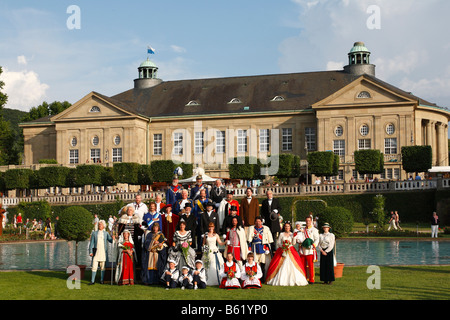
51, 92, 137, 122
312, 76, 416, 109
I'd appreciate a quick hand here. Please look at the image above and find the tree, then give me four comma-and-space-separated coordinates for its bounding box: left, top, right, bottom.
228, 156, 261, 180
113, 162, 140, 185
57, 206, 93, 265
21, 101, 72, 122
307, 151, 339, 177
401, 146, 432, 174
37, 166, 70, 188
4, 168, 33, 190
317, 206, 353, 238
354, 149, 384, 174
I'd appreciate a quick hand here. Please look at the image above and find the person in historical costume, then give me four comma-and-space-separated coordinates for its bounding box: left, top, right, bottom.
127, 194, 148, 223
116, 206, 144, 267
143, 202, 163, 234
161, 260, 179, 290
247, 216, 273, 281
294, 216, 320, 284
219, 252, 242, 289
210, 179, 226, 209
221, 204, 244, 236
265, 222, 308, 286
141, 222, 167, 285
223, 216, 248, 270
154, 194, 166, 213
161, 204, 179, 246
261, 190, 282, 251
166, 175, 183, 207
177, 202, 197, 241
89, 220, 113, 285
115, 230, 137, 286
190, 175, 209, 201
193, 188, 209, 250
179, 266, 194, 289
200, 200, 220, 237
241, 188, 259, 228
217, 190, 239, 230
201, 222, 225, 286
173, 189, 194, 215
241, 252, 263, 289
318, 223, 336, 285
167, 221, 196, 272
192, 260, 207, 290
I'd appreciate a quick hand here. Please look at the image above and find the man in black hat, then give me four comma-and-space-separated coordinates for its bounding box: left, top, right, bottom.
190, 175, 209, 201
261, 190, 282, 251
200, 200, 220, 237
221, 205, 243, 236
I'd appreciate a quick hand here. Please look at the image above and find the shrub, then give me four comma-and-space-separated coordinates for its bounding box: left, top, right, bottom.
4, 169, 33, 190
354, 149, 384, 174
17, 200, 52, 222
150, 160, 191, 182
307, 151, 339, 177
228, 156, 261, 180
401, 146, 432, 173
317, 206, 353, 237
113, 162, 140, 185
73, 165, 104, 186
37, 166, 70, 188
371, 194, 388, 231
57, 206, 93, 265
101, 167, 117, 187
138, 164, 153, 185
38, 159, 58, 164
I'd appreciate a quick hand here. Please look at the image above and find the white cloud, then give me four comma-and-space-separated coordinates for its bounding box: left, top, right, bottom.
326, 61, 344, 71
1, 68, 49, 111
17, 55, 27, 65
171, 45, 187, 54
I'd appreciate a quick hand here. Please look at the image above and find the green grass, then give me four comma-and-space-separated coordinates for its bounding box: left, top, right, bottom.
1, 266, 449, 300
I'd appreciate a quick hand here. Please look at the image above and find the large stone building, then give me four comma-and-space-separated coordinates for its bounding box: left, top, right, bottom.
21, 42, 450, 181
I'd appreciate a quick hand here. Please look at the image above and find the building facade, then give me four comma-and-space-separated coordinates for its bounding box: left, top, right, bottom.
21, 42, 450, 181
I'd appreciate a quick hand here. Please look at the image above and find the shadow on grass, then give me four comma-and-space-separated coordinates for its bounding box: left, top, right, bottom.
381, 285, 450, 300
383, 266, 450, 274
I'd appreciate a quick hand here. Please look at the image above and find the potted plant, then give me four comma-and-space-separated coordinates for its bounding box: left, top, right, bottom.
57, 206, 93, 280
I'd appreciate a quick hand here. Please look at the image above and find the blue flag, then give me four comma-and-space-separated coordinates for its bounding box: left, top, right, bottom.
147, 46, 155, 54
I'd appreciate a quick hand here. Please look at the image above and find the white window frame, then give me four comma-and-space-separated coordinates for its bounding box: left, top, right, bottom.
386, 124, 395, 135
113, 135, 121, 146
153, 134, 162, 155
335, 126, 344, 137
384, 138, 397, 154
333, 140, 345, 156
360, 124, 369, 136
173, 132, 183, 155
112, 148, 122, 163
282, 128, 293, 151
69, 149, 79, 164
194, 132, 204, 155
259, 129, 270, 153
90, 148, 101, 163
216, 131, 225, 154
92, 136, 99, 146
305, 127, 316, 151
358, 139, 371, 150
237, 129, 247, 153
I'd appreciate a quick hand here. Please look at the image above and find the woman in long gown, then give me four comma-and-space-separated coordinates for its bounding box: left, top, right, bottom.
141, 222, 167, 285
265, 222, 308, 286
115, 230, 136, 285
167, 221, 196, 272
201, 222, 225, 286
318, 223, 336, 285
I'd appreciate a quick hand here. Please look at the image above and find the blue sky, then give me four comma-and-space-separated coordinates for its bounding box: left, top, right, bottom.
1, 0, 450, 119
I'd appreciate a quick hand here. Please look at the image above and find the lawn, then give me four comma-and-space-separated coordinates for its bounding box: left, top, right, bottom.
1, 266, 449, 300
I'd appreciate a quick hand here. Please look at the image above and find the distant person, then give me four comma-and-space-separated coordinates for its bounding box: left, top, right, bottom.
431, 212, 440, 238
387, 211, 397, 231
395, 211, 402, 231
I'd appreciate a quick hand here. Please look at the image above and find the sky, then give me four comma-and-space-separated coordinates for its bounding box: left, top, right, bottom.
1, 0, 450, 117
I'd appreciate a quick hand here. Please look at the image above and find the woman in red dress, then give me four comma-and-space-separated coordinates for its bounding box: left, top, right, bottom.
115, 230, 136, 285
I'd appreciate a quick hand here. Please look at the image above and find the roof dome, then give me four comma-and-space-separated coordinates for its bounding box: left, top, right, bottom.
349, 41, 370, 53
139, 58, 157, 68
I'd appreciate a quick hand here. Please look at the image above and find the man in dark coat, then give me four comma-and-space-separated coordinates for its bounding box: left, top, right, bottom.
176, 202, 197, 247
210, 179, 226, 209
200, 200, 220, 236
261, 190, 282, 251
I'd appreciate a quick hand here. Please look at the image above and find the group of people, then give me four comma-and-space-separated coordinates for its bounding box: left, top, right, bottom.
87, 174, 339, 289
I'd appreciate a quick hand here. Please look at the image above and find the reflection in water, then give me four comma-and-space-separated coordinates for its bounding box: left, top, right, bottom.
1, 240, 449, 269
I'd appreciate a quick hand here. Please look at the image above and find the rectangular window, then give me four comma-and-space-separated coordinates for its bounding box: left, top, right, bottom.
69, 149, 79, 164
358, 139, 371, 150
394, 168, 400, 179
173, 132, 183, 155
216, 131, 225, 154
237, 130, 247, 153
380, 170, 386, 179
305, 127, 316, 151
333, 140, 345, 156
386, 168, 393, 179
352, 169, 358, 179
153, 134, 162, 155
259, 129, 270, 152
338, 170, 344, 181
282, 128, 293, 151
112, 148, 122, 162
384, 138, 397, 154
194, 132, 204, 154
90, 149, 101, 163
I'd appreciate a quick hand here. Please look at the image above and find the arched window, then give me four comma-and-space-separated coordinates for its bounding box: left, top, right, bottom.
228, 98, 242, 104
89, 106, 101, 112
271, 96, 285, 101
357, 91, 371, 99
186, 100, 200, 106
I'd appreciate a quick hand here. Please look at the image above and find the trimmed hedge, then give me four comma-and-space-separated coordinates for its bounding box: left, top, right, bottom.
307, 151, 339, 177
4, 169, 34, 190
354, 149, 384, 174
401, 146, 432, 173
37, 166, 70, 188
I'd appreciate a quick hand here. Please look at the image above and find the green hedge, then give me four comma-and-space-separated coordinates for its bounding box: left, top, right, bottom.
307, 151, 339, 177
4, 169, 34, 190
401, 146, 432, 173
354, 149, 384, 174
150, 160, 192, 182
37, 166, 70, 188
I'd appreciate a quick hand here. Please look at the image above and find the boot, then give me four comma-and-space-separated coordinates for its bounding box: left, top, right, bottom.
89, 271, 97, 285
100, 270, 105, 284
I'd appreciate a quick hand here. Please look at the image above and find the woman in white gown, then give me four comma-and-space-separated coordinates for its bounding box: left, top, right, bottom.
201, 222, 225, 286
265, 222, 308, 286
